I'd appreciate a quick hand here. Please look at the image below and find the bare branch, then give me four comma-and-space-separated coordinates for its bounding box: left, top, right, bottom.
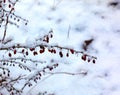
46, 71, 88, 76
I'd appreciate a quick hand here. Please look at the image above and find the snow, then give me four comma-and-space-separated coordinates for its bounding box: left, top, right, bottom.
1, 0, 120, 95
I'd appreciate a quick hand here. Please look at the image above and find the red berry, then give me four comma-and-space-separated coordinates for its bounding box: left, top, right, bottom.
30, 48, 35, 51
54, 63, 59, 67
53, 49, 56, 54
26, 51, 28, 55
81, 54, 87, 61
48, 49, 51, 52
59, 51, 63, 57
66, 53, 69, 57
50, 34, 53, 38
33, 51, 38, 56
12, 46, 15, 49
14, 50, 17, 54
46, 36, 49, 43
70, 49, 74, 54
93, 59, 96, 64
39, 46, 45, 53
39, 49, 44, 53
39, 73, 41, 76
8, 4, 11, 8
22, 49, 24, 53
8, 53, 12, 57
11, 8, 14, 11
49, 67, 53, 71
88, 58, 91, 62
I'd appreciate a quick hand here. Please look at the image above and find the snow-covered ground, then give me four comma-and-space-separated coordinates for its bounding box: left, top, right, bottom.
1, 0, 120, 95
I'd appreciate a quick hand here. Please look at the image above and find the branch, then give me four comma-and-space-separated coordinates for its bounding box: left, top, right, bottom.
1, 0, 28, 42
26, 70, 88, 95
46, 71, 88, 76
2, 1, 16, 41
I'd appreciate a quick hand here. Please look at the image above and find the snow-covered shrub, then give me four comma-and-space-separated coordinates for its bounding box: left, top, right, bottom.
0, 0, 97, 95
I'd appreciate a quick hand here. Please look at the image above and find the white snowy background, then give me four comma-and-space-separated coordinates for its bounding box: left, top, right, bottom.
1, 0, 120, 95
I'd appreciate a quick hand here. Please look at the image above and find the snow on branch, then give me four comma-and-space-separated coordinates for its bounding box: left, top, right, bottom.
0, 30, 97, 94
0, 0, 97, 95
0, 0, 28, 42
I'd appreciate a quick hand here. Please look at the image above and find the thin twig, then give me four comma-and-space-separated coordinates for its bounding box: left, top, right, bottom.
67, 24, 71, 39
26, 70, 87, 95
46, 71, 88, 76
2, 3, 14, 41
